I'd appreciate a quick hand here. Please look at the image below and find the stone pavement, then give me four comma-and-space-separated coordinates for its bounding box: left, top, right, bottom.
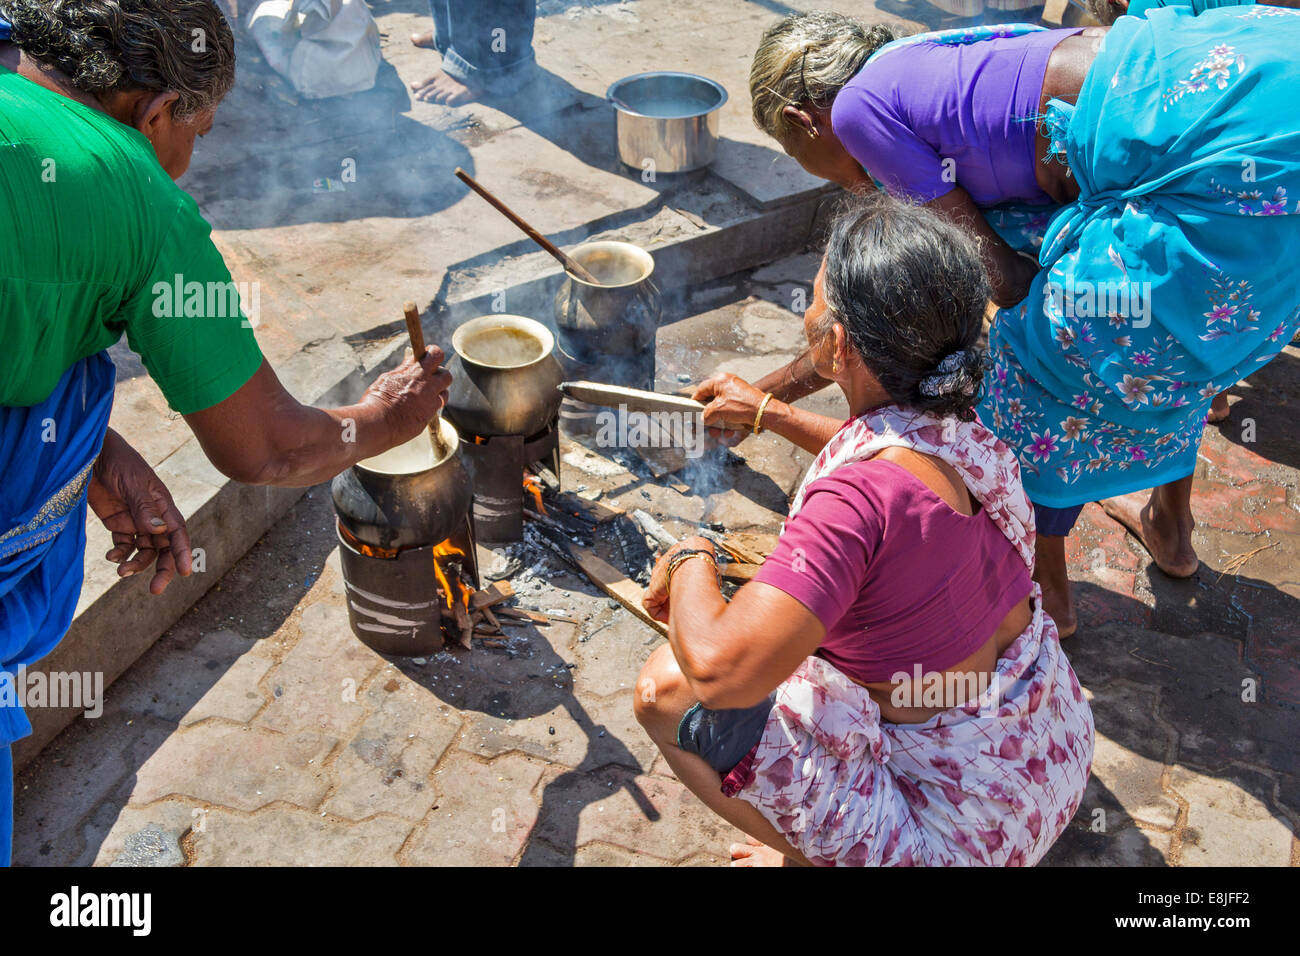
13, 249, 1299, 866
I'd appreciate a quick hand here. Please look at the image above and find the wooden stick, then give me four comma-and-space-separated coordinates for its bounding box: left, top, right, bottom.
453, 167, 602, 284
567, 543, 667, 636
470, 580, 515, 609
402, 301, 451, 460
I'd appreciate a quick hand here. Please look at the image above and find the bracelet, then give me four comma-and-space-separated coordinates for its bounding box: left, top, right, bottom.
753, 393, 774, 435
665, 548, 719, 594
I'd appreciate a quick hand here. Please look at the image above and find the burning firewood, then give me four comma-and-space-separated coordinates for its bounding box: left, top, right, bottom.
471, 580, 514, 609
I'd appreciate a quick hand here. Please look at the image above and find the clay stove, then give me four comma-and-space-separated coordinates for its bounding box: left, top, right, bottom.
332, 418, 479, 656
443, 314, 566, 544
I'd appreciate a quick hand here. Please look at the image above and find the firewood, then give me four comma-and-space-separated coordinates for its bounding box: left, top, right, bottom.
453, 600, 473, 649
470, 580, 514, 609
720, 563, 760, 583
480, 605, 501, 629
494, 606, 548, 623
566, 543, 667, 636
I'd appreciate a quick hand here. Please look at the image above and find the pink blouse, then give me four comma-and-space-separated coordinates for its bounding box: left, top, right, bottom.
753, 458, 1031, 684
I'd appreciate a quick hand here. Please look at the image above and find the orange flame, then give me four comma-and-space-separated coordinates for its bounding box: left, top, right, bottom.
432, 540, 472, 609
522, 474, 546, 514
339, 523, 398, 559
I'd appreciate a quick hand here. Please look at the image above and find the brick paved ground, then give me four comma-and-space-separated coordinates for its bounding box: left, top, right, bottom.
13, 248, 1299, 866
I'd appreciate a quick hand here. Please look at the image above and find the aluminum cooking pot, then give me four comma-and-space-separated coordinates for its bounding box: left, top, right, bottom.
607, 71, 728, 174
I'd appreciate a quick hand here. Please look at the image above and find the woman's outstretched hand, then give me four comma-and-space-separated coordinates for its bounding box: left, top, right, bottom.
88, 428, 193, 595
692, 373, 767, 448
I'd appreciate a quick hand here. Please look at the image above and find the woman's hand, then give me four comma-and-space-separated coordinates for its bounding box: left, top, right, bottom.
642, 536, 717, 623
692, 373, 767, 447
360, 346, 453, 447
88, 429, 193, 595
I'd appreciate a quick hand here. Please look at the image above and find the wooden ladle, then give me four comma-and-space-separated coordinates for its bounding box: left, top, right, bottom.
402, 301, 452, 461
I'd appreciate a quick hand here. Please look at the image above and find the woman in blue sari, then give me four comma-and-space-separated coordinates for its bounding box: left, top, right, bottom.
703, 8, 1300, 634
980, 4, 1300, 612
0, 0, 452, 866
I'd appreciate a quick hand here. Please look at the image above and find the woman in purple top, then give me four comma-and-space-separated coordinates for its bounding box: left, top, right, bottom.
634, 196, 1093, 866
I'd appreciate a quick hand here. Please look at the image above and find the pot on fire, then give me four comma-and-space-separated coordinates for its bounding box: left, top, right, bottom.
332, 417, 477, 656
554, 241, 661, 435
443, 314, 565, 439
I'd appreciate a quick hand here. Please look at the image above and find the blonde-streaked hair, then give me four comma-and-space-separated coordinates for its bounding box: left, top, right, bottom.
750, 11, 899, 140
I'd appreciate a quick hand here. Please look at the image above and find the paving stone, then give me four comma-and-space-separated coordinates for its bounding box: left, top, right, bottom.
529, 764, 744, 864
179, 654, 274, 727
401, 752, 547, 866
93, 800, 202, 867
1193, 481, 1297, 535
1088, 683, 1181, 830
256, 599, 382, 737
130, 722, 337, 812
320, 673, 462, 821
187, 808, 412, 866
1168, 765, 1294, 866
571, 612, 662, 699
457, 690, 657, 773
1041, 820, 1174, 866
11, 713, 173, 867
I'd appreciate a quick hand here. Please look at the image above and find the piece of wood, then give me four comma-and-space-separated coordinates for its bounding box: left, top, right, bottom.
719, 563, 761, 583
631, 509, 678, 551
453, 600, 473, 649
566, 543, 667, 636
480, 605, 501, 630
402, 301, 451, 460
470, 580, 514, 609
494, 605, 548, 623
453, 168, 601, 283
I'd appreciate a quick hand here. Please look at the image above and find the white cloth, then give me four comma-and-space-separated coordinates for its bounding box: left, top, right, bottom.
247, 0, 380, 99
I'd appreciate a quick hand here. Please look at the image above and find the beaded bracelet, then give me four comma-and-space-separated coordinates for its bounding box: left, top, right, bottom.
665, 548, 720, 593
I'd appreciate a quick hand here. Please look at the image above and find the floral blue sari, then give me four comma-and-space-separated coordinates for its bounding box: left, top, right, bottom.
0, 351, 115, 866
979, 6, 1300, 507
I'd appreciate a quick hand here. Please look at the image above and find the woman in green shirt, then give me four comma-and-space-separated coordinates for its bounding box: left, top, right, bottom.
0, 0, 451, 865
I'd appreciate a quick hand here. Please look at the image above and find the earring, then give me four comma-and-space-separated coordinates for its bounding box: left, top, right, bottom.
807, 127, 820, 140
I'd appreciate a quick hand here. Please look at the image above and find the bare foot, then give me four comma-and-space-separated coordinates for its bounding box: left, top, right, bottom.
410, 30, 437, 49
729, 837, 791, 867
1039, 580, 1077, 640
1100, 491, 1198, 578
411, 68, 482, 106
1206, 390, 1230, 424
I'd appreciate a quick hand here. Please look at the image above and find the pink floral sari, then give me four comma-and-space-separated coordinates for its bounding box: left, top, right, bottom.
729, 406, 1095, 866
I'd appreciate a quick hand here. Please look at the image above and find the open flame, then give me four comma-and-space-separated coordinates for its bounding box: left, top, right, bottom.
522, 473, 546, 514
338, 522, 398, 559
432, 540, 472, 610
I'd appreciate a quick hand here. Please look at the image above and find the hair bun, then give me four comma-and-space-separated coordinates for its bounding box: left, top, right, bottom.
919, 349, 982, 400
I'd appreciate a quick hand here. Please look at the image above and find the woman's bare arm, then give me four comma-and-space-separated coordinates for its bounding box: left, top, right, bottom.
644, 540, 826, 710
929, 187, 1039, 307
183, 351, 450, 487
694, 372, 842, 454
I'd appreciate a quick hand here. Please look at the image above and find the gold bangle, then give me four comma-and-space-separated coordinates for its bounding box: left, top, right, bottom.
753, 393, 774, 435
665, 549, 718, 594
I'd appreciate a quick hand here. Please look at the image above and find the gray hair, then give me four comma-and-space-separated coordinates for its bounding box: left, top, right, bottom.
749, 11, 899, 139
0, 0, 235, 122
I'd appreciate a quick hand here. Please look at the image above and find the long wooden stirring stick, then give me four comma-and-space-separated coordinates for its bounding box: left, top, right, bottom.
453, 167, 602, 284
403, 301, 451, 460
